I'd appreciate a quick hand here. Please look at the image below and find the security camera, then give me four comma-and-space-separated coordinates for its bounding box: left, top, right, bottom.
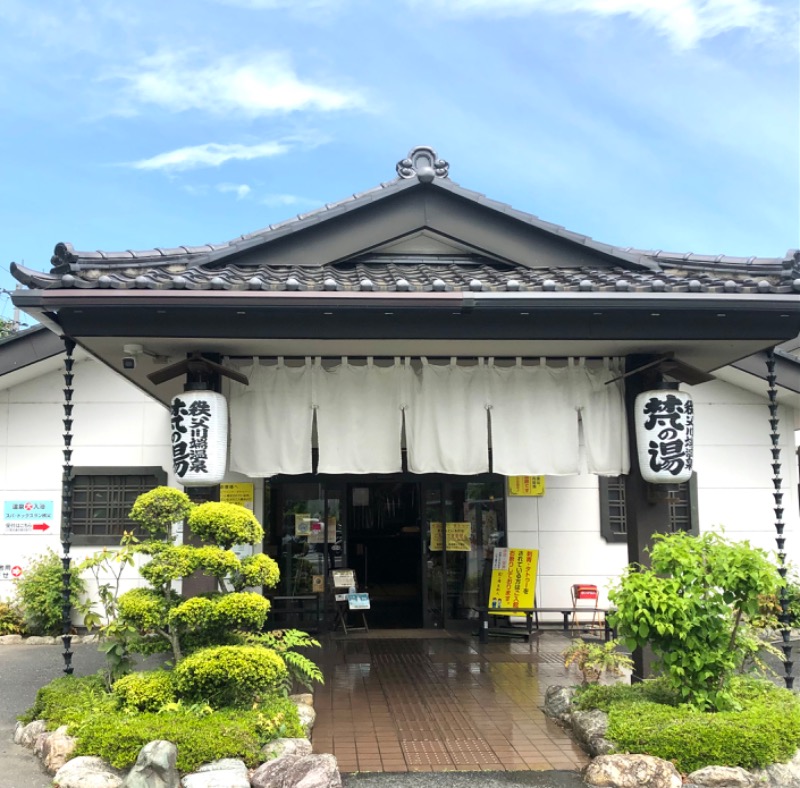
122, 356, 136, 370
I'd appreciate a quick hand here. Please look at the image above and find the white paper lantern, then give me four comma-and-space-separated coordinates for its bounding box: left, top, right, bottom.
170, 390, 228, 486
634, 388, 694, 484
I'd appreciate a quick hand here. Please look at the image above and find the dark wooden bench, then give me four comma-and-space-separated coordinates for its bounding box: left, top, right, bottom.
473, 606, 615, 644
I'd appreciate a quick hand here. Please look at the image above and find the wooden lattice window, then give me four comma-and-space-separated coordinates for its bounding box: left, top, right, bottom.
70, 467, 167, 546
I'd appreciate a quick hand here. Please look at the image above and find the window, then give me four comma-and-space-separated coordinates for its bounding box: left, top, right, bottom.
70, 467, 167, 546
600, 473, 698, 543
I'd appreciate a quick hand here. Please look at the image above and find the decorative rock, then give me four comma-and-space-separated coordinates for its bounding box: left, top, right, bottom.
53, 756, 124, 788
686, 765, 756, 787
758, 749, 800, 788
0, 634, 23, 644
123, 740, 179, 788
82, 633, 101, 644
572, 709, 611, 755
289, 694, 314, 707
295, 703, 317, 735
286, 754, 341, 788
42, 725, 78, 773
16, 718, 46, 747
584, 754, 682, 788
250, 755, 303, 788
25, 635, 59, 645
181, 758, 249, 788
33, 730, 49, 758
543, 685, 576, 722
261, 737, 313, 760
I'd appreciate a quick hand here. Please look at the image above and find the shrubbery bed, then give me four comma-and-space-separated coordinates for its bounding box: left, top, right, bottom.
574, 676, 800, 774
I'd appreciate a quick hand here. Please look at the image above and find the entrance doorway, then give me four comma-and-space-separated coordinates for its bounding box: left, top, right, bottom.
268, 474, 506, 631
347, 481, 422, 627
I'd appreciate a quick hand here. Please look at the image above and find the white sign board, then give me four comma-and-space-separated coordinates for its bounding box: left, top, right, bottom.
2, 499, 56, 535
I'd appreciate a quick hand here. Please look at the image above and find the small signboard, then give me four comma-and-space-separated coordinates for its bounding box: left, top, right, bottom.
312, 574, 324, 593
430, 522, 472, 551
3, 500, 55, 535
331, 569, 356, 589
220, 483, 254, 510
508, 477, 545, 496
347, 593, 370, 610
0, 563, 24, 580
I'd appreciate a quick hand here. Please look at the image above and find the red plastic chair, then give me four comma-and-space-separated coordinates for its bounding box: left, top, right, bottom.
571, 583, 600, 630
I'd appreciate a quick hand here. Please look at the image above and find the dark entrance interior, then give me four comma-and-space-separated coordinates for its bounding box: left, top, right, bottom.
347, 482, 422, 628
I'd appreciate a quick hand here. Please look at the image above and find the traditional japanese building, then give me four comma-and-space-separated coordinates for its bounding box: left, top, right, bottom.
6, 146, 800, 638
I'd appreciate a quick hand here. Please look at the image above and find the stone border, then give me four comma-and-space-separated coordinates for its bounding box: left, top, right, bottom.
543, 685, 800, 788
0, 634, 100, 646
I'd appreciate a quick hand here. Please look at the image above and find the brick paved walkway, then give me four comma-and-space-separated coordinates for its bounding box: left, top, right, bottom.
311, 630, 591, 773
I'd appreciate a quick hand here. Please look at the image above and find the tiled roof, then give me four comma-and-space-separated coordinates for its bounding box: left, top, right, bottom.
11, 252, 800, 294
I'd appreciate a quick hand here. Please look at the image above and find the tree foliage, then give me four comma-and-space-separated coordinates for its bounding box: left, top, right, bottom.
608, 531, 782, 711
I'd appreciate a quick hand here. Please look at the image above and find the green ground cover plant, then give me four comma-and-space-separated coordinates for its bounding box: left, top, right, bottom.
578, 677, 800, 774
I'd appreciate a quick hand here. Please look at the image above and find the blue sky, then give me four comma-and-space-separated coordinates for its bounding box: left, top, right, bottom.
1, 0, 797, 324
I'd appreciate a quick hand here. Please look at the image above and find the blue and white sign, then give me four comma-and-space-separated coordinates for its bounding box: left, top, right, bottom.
3, 500, 55, 534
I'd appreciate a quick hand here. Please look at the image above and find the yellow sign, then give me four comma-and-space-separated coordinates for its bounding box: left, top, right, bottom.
508, 476, 545, 496
488, 548, 538, 615
430, 522, 472, 551
220, 483, 254, 508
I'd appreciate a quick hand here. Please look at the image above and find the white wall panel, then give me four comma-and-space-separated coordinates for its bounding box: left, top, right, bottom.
6, 404, 64, 447
536, 488, 601, 532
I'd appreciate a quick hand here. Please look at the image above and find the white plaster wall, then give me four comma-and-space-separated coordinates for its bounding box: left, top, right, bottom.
0, 356, 173, 608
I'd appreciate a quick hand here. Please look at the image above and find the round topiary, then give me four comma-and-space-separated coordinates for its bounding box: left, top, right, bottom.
213, 592, 271, 631
129, 487, 193, 537
175, 645, 287, 708
117, 587, 171, 632
237, 553, 280, 590
187, 502, 263, 550
112, 669, 177, 712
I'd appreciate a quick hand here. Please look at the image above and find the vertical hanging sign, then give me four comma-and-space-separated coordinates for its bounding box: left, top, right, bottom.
634, 389, 694, 483
171, 391, 228, 486
488, 547, 538, 616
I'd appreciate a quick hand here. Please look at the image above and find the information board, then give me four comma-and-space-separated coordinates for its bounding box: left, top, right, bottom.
429, 522, 472, 551
488, 547, 538, 616
508, 477, 546, 496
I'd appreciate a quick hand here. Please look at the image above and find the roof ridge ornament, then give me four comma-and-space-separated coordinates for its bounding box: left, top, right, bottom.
396, 146, 449, 183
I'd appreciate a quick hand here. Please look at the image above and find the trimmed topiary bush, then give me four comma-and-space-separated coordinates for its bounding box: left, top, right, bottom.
174, 645, 288, 708
128, 486, 193, 537
187, 502, 263, 549
234, 552, 281, 591
112, 670, 176, 712
213, 592, 271, 631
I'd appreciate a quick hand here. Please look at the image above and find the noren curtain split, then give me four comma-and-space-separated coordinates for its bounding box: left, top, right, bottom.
229, 358, 629, 478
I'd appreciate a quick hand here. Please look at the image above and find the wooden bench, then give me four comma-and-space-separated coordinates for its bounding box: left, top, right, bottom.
473, 606, 615, 644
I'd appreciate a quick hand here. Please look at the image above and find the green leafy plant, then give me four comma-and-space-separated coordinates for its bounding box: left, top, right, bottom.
247, 629, 324, 693
13, 549, 84, 636
174, 645, 288, 708
608, 531, 782, 711
128, 487, 193, 538
187, 502, 263, 549
0, 600, 25, 635
112, 670, 176, 712
562, 638, 633, 684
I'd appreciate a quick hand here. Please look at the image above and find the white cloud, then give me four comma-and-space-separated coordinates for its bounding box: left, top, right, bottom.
131, 140, 292, 171
421, 0, 776, 48
117, 50, 365, 116
261, 193, 319, 207
217, 183, 253, 199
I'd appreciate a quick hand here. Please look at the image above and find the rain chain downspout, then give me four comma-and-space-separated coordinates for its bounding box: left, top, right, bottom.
60, 337, 75, 675
767, 350, 793, 689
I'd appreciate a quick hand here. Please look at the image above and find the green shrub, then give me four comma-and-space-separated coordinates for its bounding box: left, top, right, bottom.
574, 677, 678, 712
247, 629, 324, 692
234, 553, 281, 591
169, 596, 216, 631
112, 670, 176, 712
73, 699, 302, 772
13, 549, 84, 636
128, 486, 193, 538
0, 601, 25, 635
20, 674, 115, 727
579, 676, 800, 773
192, 546, 240, 581
117, 587, 173, 632
139, 545, 199, 588
187, 502, 263, 550
213, 592, 270, 631
175, 645, 287, 708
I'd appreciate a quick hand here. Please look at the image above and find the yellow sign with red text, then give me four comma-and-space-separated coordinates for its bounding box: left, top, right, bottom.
507, 476, 545, 496
488, 548, 538, 616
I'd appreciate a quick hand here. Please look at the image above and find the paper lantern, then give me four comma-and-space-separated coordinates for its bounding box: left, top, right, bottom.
634, 388, 694, 484
170, 390, 228, 486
